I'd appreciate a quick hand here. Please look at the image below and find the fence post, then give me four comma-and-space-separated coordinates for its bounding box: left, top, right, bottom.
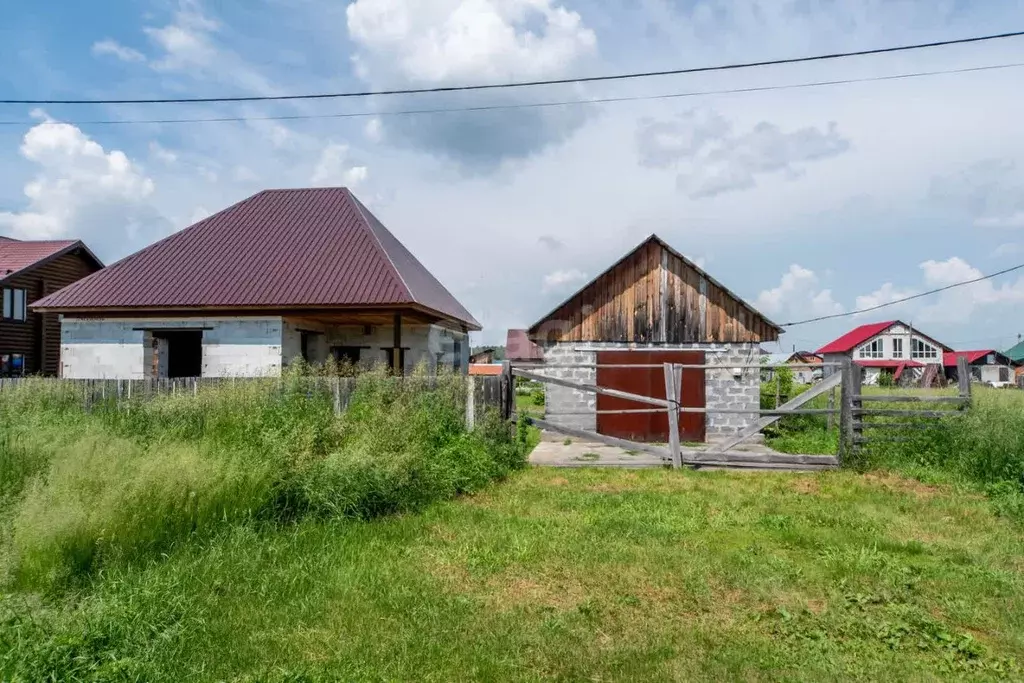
839, 358, 854, 463
956, 355, 971, 404
500, 361, 513, 421
333, 378, 342, 416
465, 375, 476, 431
663, 362, 682, 470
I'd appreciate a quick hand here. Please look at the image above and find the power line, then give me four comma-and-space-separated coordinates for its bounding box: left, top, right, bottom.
2, 62, 1020, 128
3, 30, 1023, 106
781, 261, 1024, 328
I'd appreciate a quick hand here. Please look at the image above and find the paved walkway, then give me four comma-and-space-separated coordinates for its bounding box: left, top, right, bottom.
528, 432, 837, 471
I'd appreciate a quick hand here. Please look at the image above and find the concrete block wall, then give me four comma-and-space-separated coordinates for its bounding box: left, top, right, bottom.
61, 317, 284, 379
540, 341, 761, 440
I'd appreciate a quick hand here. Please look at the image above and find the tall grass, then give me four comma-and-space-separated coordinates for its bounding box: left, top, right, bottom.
0, 368, 527, 592
766, 385, 1024, 521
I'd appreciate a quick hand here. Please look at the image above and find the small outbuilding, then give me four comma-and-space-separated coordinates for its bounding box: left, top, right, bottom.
526, 234, 781, 442
33, 188, 479, 379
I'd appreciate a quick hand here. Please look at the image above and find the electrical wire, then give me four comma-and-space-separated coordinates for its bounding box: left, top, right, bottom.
1, 62, 1020, 127
3, 30, 1023, 106
781, 262, 1024, 328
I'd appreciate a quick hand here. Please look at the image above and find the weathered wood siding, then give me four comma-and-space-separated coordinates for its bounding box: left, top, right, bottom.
1, 250, 101, 375
532, 241, 778, 344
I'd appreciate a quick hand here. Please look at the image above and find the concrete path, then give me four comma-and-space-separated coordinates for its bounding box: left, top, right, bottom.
528, 432, 837, 471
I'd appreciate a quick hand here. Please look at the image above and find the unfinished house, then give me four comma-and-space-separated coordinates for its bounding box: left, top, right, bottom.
0, 237, 103, 376
32, 188, 479, 379
526, 235, 781, 442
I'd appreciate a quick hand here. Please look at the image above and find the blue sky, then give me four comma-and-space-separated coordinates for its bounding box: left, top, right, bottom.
2, 0, 1024, 349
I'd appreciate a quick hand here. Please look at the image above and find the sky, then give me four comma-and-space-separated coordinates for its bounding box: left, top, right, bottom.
2, 0, 1024, 350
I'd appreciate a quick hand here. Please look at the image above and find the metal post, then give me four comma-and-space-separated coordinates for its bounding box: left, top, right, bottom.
663, 362, 682, 469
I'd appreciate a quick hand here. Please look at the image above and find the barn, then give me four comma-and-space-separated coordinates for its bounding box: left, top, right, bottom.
527, 235, 781, 442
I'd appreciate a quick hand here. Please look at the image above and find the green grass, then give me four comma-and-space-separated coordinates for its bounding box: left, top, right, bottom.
3, 467, 1023, 681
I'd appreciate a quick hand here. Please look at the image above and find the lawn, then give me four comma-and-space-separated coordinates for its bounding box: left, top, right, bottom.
4, 466, 1023, 681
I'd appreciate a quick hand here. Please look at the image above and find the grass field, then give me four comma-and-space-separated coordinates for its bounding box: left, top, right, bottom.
3, 466, 1023, 681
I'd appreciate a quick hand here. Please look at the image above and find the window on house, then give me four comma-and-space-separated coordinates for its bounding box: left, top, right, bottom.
892, 338, 903, 359
911, 338, 939, 360
384, 348, 407, 374
331, 346, 363, 365
1000, 366, 1010, 382
453, 340, 462, 371
858, 339, 883, 359
0, 353, 25, 377
2, 288, 27, 321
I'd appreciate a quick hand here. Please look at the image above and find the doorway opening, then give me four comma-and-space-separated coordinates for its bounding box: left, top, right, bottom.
154, 330, 203, 378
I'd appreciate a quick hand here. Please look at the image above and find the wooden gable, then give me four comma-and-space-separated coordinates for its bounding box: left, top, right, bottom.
529, 236, 780, 344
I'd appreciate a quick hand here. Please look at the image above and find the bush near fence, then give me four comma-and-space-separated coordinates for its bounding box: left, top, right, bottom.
0, 366, 528, 592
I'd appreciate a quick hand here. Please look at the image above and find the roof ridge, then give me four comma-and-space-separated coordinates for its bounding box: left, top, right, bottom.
345, 189, 415, 302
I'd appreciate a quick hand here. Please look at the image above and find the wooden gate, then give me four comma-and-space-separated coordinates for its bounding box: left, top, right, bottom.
596, 350, 705, 442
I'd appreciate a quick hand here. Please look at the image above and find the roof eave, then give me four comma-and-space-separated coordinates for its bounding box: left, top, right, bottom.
0, 240, 103, 286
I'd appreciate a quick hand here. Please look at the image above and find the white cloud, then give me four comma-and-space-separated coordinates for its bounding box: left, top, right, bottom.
346, 0, 596, 84
0, 121, 162, 246
756, 264, 842, 319
91, 39, 146, 63
364, 118, 384, 143
311, 144, 369, 187
149, 141, 178, 164
854, 282, 918, 314
543, 268, 587, 292
931, 159, 1024, 230
975, 212, 1024, 229
345, 0, 598, 164
638, 109, 851, 199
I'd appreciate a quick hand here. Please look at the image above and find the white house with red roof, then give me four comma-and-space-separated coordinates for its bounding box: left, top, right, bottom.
817, 320, 952, 385
943, 350, 1017, 387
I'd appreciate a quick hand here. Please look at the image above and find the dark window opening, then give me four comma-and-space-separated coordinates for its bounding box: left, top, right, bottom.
384, 347, 408, 374
1, 353, 25, 377
2, 288, 27, 321
331, 346, 363, 365
453, 340, 462, 371
1000, 366, 1010, 382
157, 331, 203, 378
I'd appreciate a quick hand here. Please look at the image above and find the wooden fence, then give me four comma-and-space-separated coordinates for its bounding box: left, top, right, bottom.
840, 355, 971, 458
0, 371, 515, 426
512, 356, 973, 470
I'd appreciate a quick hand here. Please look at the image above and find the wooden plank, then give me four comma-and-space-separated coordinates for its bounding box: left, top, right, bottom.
525, 416, 671, 459
957, 356, 971, 399
856, 409, 963, 418
513, 368, 670, 408
859, 395, 968, 403
688, 451, 839, 466
663, 363, 682, 470
710, 371, 843, 454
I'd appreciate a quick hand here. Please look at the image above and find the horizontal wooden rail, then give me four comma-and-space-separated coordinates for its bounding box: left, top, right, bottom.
854, 436, 914, 444
522, 416, 671, 460
858, 395, 968, 404
854, 409, 963, 418
512, 368, 670, 408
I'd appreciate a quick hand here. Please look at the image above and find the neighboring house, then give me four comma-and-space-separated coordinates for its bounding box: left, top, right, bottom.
33, 188, 479, 379
469, 348, 496, 364
760, 350, 822, 384
469, 364, 503, 376
0, 237, 103, 376
944, 350, 1017, 386
817, 320, 952, 385
526, 234, 781, 442
505, 329, 544, 363
788, 351, 823, 384
1003, 338, 1024, 365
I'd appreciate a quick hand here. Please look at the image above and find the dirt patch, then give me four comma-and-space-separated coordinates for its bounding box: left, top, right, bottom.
791, 478, 821, 495
806, 599, 828, 615
484, 572, 588, 612
863, 472, 943, 499
548, 476, 570, 487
